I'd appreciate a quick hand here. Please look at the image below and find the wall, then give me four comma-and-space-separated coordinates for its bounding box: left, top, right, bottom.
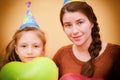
0, 0, 120, 58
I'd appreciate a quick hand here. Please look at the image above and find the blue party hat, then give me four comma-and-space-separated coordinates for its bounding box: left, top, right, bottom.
19, 2, 39, 30
64, 0, 85, 5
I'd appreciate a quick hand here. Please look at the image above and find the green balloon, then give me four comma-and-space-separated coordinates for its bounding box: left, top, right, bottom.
0, 57, 58, 80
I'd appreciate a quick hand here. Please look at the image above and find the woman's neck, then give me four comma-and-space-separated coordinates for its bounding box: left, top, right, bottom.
72, 44, 91, 62
72, 36, 92, 62
76, 36, 92, 52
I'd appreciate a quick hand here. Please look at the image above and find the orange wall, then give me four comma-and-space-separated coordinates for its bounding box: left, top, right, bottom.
0, 0, 120, 58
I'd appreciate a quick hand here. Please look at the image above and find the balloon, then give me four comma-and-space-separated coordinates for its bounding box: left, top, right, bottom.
0, 57, 58, 80
60, 73, 85, 80
60, 73, 105, 80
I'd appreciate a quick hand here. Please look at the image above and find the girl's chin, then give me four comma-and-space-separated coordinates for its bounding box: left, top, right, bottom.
23, 58, 35, 63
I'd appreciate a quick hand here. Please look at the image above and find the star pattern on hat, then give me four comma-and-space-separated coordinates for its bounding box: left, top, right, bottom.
19, 1, 39, 30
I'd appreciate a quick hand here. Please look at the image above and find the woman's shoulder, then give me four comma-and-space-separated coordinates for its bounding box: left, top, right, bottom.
106, 43, 120, 57
106, 43, 120, 79
107, 43, 120, 51
55, 44, 73, 55
53, 44, 73, 59
58, 44, 73, 51
100, 42, 120, 59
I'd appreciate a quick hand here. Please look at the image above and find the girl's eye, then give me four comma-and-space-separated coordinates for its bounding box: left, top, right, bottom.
21, 45, 27, 48
34, 45, 39, 48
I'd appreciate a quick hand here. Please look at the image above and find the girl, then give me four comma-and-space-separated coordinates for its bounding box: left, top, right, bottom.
0, 27, 46, 68
0, 1, 46, 69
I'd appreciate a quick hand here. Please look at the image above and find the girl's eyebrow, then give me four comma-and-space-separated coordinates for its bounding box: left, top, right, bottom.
33, 42, 43, 45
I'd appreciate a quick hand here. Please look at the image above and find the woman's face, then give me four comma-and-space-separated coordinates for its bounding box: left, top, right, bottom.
62, 11, 93, 46
15, 31, 44, 63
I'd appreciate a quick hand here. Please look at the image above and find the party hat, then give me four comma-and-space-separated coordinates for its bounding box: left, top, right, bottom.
64, 0, 85, 5
19, 1, 39, 30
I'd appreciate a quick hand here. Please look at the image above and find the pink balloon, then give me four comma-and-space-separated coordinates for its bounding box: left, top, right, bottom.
60, 73, 85, 80
60, 73, 105, 80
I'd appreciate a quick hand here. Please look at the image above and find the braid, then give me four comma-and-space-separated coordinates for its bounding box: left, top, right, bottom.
81, 22, 102, 77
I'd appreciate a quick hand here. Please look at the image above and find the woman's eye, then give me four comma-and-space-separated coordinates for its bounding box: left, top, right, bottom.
78, 21, 83, 24
64, 24, 72, 28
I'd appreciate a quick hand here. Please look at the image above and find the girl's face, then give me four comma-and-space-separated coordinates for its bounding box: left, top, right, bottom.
15, 31, 44, 63
62, 11, 93, 46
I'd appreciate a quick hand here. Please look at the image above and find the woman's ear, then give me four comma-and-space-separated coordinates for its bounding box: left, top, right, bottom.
91, 23, 94, 28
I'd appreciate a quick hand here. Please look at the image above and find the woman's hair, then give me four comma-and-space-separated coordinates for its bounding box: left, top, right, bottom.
60, 1, 102, 77
1, 27, 46, 68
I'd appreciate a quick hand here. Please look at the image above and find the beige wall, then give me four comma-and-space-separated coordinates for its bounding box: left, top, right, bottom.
0, 0, 120, 58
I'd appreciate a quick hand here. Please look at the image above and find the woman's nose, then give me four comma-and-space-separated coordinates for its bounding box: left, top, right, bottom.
72, 25, 79, 34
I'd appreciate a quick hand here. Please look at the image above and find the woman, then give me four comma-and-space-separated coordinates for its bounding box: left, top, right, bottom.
53, 1, 120, 80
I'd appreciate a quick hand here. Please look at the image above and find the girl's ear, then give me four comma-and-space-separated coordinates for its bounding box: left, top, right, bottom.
14, 45, 18, 55
42, 48, 45, 56
40, 47, 45, 56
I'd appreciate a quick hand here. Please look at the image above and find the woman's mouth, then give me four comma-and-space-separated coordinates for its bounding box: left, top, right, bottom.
73, 36, 81, 41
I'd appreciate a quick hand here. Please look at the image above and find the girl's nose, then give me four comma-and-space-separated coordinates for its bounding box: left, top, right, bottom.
27, 47, 33, 55
27, 52, 32, 55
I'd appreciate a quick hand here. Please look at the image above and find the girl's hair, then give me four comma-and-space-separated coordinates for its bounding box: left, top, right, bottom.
60, 1, 101, 77
1, 27, 46, 68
